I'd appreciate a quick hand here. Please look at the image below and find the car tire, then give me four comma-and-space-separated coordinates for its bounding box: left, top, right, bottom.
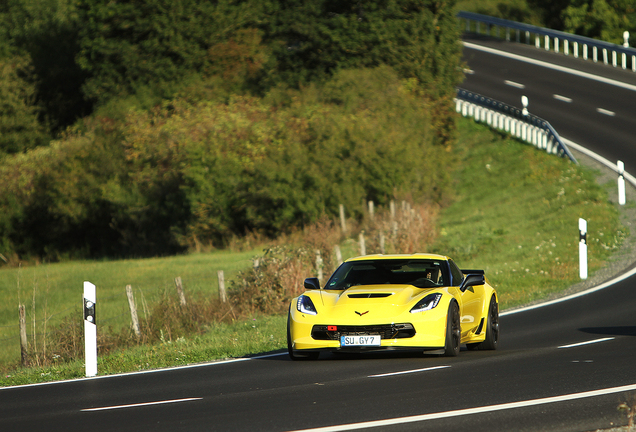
444, 301, 460, 357
287, 312, 319, 360
466, 295, 499, 351
481, 295, 499, 350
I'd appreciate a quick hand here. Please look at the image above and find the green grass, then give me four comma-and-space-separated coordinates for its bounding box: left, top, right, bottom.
0, 117, 626, 386
432, 120, 624, 309
0, 314, 287, 386
0, 250, 261, 368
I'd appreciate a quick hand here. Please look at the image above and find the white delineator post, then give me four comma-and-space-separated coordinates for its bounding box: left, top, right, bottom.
618, 160, 626, 206
579, 219, 588, 280
84, 281, 97, 377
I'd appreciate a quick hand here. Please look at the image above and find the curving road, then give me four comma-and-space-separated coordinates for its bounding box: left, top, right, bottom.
2, 36, 636, 432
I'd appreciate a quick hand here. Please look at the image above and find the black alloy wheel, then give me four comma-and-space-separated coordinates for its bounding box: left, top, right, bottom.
444, 301, 460, 356
482, 295, 499, 350
466, 294, 499, 351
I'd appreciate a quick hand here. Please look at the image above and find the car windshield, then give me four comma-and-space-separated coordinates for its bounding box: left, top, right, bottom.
325, 259, 448, 290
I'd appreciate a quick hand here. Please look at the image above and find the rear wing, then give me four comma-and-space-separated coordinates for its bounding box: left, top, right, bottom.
461, 269, 484, 275
461, 269, 489, 286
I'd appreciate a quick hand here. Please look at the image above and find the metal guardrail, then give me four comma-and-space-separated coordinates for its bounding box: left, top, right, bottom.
455, 88, 577, 163
458, 11, 636, 72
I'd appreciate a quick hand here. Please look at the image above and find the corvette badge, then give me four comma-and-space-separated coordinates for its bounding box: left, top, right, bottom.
355, 311, 369, 316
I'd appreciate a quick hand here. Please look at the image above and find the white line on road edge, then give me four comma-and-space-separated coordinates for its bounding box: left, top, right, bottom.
558, 337, 615, 349
1, 352, 289, 391
502, 262, 636, 317
553, 94, 572, 102
504, 80, 525, 88
368, 365, 450, 378
597, 108, 616, 116
463, 41, 636, 92
564, 138, 636, 187
286, 383, 636, 432
81, 397, 202, 412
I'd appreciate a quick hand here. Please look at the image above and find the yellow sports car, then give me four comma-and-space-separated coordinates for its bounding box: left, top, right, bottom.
287, 253, 498, 359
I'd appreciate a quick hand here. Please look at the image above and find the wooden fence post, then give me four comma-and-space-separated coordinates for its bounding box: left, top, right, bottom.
380, 233, 385, 254
359, 231, 366, 256
315, 250, 323, 282
125, 285, 141, 339
368, 200, 374, 220
19, 304, 28, 367
217, 270, 227, 303
339, 204, 347, 234
334, 245, 343, 266
174, 277, 187, 306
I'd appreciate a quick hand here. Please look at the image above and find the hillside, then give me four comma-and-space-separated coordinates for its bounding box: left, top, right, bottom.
0, 116, 625, 384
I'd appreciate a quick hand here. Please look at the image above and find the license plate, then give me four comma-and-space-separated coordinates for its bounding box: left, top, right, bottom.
340, 335, 381, 347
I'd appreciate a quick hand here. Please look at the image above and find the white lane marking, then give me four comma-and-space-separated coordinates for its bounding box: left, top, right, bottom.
597, 108, 616, 116
558, 337, 615, 349
369, 365, 450, 378
286, 383, 636, 432
553, 94, 572, 102
81, 397, 202, 412
504, 80, 525, 89
463, 41, 636, 92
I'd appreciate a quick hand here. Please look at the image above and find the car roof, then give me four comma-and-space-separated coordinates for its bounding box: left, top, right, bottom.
344, 253, 449, 262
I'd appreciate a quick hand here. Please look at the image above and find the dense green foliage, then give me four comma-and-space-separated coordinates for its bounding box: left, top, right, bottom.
561, 0, 636, 44
0, 66, 450, 260
457, 0, 636, 44
0, 0, 466, 261
0, 55, 49, 154
0, 0, 631, 262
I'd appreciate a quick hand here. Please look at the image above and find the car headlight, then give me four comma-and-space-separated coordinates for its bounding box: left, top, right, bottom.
410, 293, 442, 313
297, 295, 318, 315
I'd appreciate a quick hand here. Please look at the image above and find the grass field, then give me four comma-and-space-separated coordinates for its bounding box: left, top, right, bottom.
432, 121, 625, 308
0, 250, 261, 367
0, 117, 626, 386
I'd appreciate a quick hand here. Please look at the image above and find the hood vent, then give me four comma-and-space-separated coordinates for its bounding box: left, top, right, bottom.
347, 293, 393, 299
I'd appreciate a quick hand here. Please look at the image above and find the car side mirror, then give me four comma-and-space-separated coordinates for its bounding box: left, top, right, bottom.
304, 277, 321, 290
460, 273, 485, 292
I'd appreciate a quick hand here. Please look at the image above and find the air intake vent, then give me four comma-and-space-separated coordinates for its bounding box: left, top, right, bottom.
347, 293, 393, 299
312, 323, 415, 340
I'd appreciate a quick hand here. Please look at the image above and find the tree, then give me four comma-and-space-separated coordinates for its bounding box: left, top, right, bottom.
75, 0, 262, 104
0, 56, 49, 155
259, 0, 463, 145
526, 0, 572, 29
3, 0, 90, 133
562, 0, 636, 44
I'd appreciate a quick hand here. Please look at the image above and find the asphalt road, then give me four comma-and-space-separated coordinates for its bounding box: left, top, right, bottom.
461, 34, 636, 165
2, 36, 636, 432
